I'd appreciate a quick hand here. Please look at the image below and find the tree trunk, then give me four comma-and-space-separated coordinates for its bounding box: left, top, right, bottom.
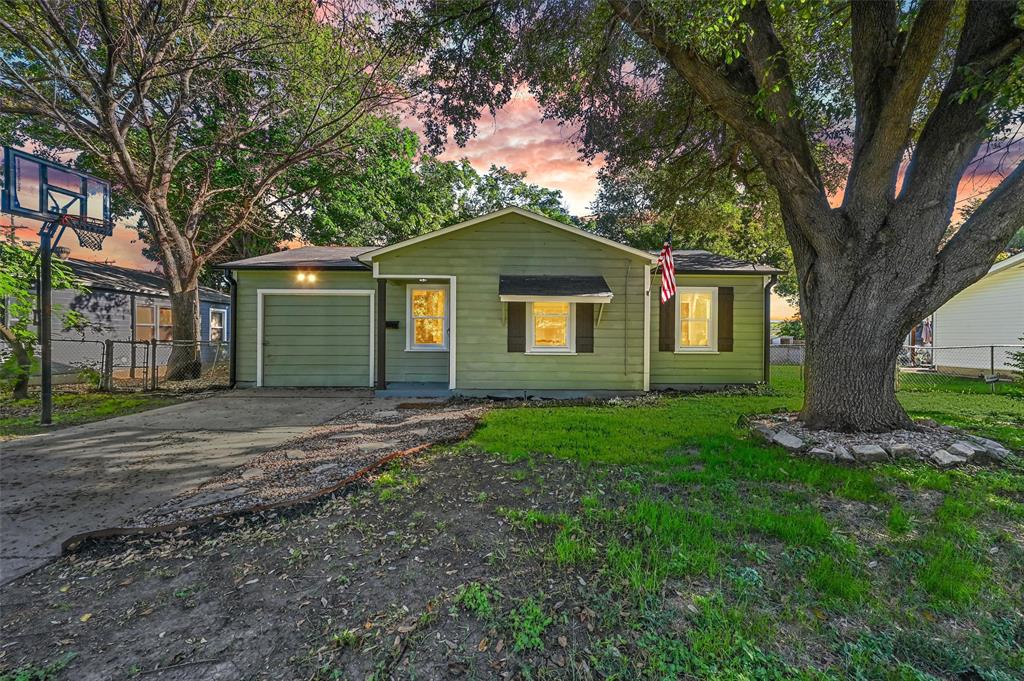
164, 287, 202, 382
795, 239, 917, 432
10, 341, 32, 399
801, 324, 908, 432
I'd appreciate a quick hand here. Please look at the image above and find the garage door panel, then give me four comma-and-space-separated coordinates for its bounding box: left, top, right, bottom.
261, 293, 371, 387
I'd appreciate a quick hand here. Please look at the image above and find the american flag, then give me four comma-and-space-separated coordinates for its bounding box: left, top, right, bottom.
657, 240, 676, 303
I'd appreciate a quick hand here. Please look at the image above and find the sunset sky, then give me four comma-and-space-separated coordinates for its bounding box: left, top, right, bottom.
5, 91, 1019, 321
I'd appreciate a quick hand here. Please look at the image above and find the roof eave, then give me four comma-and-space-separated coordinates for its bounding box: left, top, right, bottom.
212, 263, 370, 271
671, 268, 786, 276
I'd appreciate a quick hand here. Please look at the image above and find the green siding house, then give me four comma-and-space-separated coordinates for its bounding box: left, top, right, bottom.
220, 208, 782, 395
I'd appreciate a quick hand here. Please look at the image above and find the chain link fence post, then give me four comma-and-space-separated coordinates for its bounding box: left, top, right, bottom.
149, 339, 158, 391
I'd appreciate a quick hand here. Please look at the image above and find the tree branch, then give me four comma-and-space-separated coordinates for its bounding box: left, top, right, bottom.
920, 162, 1024, 315
844, 0, 954, 222
895, 0, 1024, 243
606, 0, 838, 256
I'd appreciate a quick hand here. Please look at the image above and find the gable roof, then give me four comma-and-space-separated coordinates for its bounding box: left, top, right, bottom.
216, 246, 373, 271
665, 250, 786, 276
358, 207, 658, 263
66, 259, 229, 303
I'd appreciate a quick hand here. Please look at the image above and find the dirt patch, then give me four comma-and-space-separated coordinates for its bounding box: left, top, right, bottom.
0, 447, 597, 680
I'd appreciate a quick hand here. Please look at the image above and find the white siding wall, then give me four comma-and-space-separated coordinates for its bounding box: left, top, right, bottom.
932, 259, 1024, 371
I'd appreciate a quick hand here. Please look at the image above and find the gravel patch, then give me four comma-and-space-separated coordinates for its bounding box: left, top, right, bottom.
749, 413, 1014, 467
132, 402, 486, 526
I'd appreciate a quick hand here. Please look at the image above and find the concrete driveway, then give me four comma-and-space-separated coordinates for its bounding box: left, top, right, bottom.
0, 390, 381, 584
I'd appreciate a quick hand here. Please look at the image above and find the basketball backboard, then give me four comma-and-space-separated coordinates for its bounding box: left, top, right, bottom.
1, 146, 111, 225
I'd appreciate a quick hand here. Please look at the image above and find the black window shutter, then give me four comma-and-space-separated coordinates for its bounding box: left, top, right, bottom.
507, 302, 526, 352
718, 287, 734, 352
576, 303, 594, 353
658, 294, 675, 351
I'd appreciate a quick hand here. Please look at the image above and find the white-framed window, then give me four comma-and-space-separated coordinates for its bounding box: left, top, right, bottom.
209, 308, 227, 343
676, 287, 717, 352
134, 301, 173, 342
527, 301, 575, 353
406, 284, 449, 351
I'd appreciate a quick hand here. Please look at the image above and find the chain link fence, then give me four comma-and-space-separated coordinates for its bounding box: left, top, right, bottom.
770, 343, 1024, 393
11, 338, 231, 394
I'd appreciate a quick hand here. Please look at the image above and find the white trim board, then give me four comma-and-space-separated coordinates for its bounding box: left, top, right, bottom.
371, 273, 458, 390
256, 288, 375, 388
989, 251, 1024, 276
498, 294, 612, 304
642, 264, 651, 391
358, 207, 658, 263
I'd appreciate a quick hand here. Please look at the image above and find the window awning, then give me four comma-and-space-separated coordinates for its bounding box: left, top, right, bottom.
498, 275, 614, 303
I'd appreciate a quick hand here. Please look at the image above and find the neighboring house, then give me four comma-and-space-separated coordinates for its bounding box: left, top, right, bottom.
219, 208, 782, 396
931, 251, 1024, 376
55, 258, 231, 345
31, 259, 231, 382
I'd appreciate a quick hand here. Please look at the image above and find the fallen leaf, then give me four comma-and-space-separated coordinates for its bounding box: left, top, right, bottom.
478, 638, 489, 652
558, 636, 567, 648
495, 639, 504, 654
79, 613, 92, 623
59, 584, 70, 593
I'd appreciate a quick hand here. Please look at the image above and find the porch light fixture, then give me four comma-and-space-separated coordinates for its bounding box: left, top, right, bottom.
418, 277, 428, 282
296, 271, 317, 283
296, 271, 307, 282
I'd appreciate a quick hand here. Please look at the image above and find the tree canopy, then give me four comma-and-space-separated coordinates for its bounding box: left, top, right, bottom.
211, 122, 576, 263
1, 0, 417, 375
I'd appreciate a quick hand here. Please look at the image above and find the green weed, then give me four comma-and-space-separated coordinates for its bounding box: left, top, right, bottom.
506, 597, 552, 652
455, 582, 500, 620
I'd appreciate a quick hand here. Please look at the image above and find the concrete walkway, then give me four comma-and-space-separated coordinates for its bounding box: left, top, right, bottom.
0, 390, 383, 584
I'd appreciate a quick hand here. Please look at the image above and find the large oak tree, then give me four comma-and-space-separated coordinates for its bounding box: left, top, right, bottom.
399, 0, 1024, 431
1, 0, 413, 377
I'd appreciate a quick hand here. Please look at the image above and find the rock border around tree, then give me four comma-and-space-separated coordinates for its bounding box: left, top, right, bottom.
749, 414, 1014, 469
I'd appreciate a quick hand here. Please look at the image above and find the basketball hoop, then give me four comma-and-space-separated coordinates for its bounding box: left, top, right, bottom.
60, 214, 113, 251
2, 146, 115, 426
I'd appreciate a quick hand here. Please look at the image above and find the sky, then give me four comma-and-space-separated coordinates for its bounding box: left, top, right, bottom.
5, 93, 1020, 321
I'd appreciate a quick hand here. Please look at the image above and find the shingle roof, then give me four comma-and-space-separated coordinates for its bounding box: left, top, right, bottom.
498, 275, 613, 298
216, 246, 373, 270
661, 250, 786, 275
65, 259, 229, 303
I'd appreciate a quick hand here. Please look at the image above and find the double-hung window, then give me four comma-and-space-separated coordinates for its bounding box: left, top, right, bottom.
527, 301, 574, 353
210, 309, 227, 342
407, 284, 448, 351
677, 287, 717, 351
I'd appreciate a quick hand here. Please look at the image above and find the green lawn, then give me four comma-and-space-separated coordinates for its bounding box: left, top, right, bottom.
0, 391, 180, 438
467, 366, 1024, 678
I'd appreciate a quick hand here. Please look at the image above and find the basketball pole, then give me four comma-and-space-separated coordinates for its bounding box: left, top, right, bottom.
38, 221, 54, 425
